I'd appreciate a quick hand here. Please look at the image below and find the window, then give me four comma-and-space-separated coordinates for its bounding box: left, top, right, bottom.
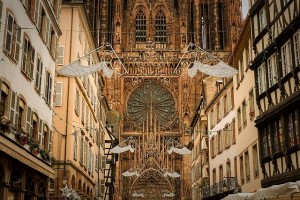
74, 89, 80, 116
40, 8, 50, 44
252, 144, 259, 178
34, 0, 41, 30
218, 131, 223, 153
239, 155, 245, 185
257, 64, 267, 94
35, 56, 43, 93
286, 110, 300, 147
44, 71, 53, 105
237, 108, 242, 133
81, 98, 85, 124
239, 58, 244, 80
242, 101, 247, 128
294, 31, 300, 67
155, 10, 167, 43
21, 36, 35, 80
212, 168, 216, 184
258, 7, 267, 31
0, 1, 3, 30
261, 126, 271, 158
249, 89, 255, 120
48, 129, 52, 151
245, 151, 250, 181
80, 136, 83, 163
0, 82, 9, 118
74, 130, 77, 160
219, 165, 223, 182
281, 40, 292, 76
4, 12, 21, 62
83, 141, 87, 166
50, 30, 58, 58
10, 91, 20, 129
57, 46, 64, 65
135, 10, 146, 42
38, 120, 44, 146
267, 54, 278, 86
220, 99, 224, 119
25, 106, 33, 135
226, 161, 231, 177
55, 82, 63, 106
211, 137, 215, 158
32, 113, 38, 139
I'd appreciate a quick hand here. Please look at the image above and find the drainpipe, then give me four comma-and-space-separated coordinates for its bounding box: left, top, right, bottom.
63, 6, 74, 186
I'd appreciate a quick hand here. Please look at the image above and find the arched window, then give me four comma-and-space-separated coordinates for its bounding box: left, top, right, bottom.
135, 10, 146, 43
78, 180, 82, 192
0, 81, 10, 118
37, 182, 46, 200
155, 10, 166, 43
71, 175, 76, 190
25, 176, 34, 200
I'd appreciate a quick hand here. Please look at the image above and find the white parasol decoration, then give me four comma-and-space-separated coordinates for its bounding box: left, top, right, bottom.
188, 61, 238, 78
110, 145, 130, 154
110, 137, 136, 154
162, 192, 176, 197
132, 192, 144, 197
164, 171, 181, 178
168, 146, 192, 155
122, 170, 138, 177
175, 42, 238, 78
57, 43, 128, 78
57, 61, 108, 77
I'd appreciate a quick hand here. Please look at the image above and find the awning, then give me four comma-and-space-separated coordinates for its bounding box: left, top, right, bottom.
0, 135, 55, 178
222, 181, 300, 200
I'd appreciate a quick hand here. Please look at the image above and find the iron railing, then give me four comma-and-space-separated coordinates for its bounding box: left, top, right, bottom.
201, 177, 240, 199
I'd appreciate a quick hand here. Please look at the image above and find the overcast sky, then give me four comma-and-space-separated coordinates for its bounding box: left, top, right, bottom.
242, 0, 249, 19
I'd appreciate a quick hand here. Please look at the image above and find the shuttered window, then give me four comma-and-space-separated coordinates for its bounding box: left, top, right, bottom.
9, 91, 20, 129
74, 89, 80, 115
73, 130, 77, 160
35, 56, 43, 93
21, 36, 35, 80
57, 46, 64, 65
38, 120, 44, 146
44, 71, 53, 105
55, 82, 63, 106
25, 106, 33, 135
4, 13, 21, 62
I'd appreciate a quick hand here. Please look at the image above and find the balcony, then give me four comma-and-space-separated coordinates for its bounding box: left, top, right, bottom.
202, 177, 241, 200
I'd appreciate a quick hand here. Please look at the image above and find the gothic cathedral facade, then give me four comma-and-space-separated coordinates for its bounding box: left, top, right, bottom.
98, 0, 241, 199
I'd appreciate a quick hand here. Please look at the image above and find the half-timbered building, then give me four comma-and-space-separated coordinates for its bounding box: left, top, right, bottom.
249, 0, 300, 187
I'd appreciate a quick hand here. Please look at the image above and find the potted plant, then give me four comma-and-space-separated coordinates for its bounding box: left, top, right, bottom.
15, 128, 29, 146
40, 149, 50, 162
0, 116, 11, 133
28, 138, 39, 155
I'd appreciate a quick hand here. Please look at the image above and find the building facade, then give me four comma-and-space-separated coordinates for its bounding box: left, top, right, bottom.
249, 0, 300, 188
202, 79, 238, 200
232, 17, 262, 193
97, 0, 242, 199
0, 0, 61, 199
51, 1, 109, 199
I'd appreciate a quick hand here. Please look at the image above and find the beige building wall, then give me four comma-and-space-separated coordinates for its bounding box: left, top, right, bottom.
232, 18, 263, 193
52, 4, 107, 200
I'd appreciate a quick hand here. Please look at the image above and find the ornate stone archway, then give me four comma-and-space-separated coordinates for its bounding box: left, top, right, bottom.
130, 168, 173, 200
